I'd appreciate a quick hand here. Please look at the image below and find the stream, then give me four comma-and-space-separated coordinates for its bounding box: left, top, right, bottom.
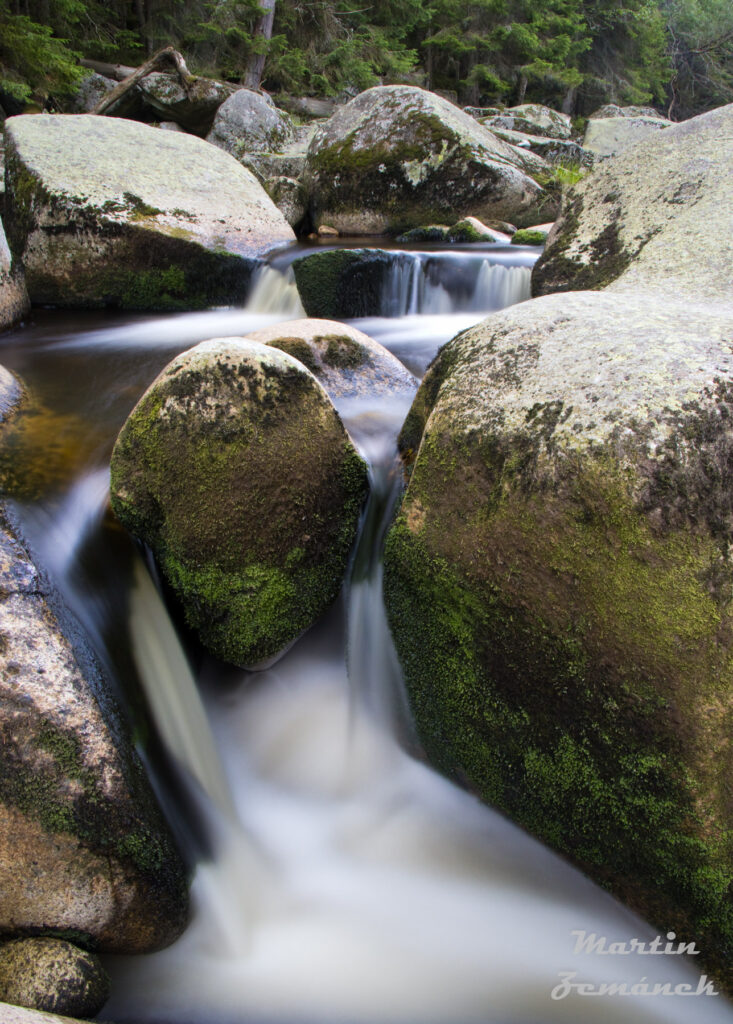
1, 241, 731, 1024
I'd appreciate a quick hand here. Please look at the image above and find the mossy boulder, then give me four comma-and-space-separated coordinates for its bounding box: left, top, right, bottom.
138, 72, 236, 135
384, 288, 733, 988
533, 104, 733, 299
510, 227, 548, 245
110, 340, 369, 667
481, 104, 572, 140
3, 114, 294, 311
292, 248, 396, 318
396, 225, 450, 243
0, 513, 189, 952
303, 85, 553, 234
583, 113, 672, 159
243, 319, 416, 402
0, 216, 29, 330
446, 217, 509, 243
206, 89, 295, 159
0, 939, 109, 1018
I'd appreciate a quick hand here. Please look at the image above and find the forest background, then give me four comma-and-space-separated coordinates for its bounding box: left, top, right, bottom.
0, 0, 732, 124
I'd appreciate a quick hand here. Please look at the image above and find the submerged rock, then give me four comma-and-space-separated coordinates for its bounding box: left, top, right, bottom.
243, 319, 416, 401
0, 216, 29, 331
206, 89, 295, 158
0, 938, 109, 1018
110, 340, 369, 667
303, 85, 552, 234
4, 114, 294, 311
0, 512, 189, 952
534, 104, 733, 298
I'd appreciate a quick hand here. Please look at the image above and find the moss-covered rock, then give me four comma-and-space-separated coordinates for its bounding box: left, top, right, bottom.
396, 225, 450, 243
110, 339, 369, 667
3, 114, 294, 310
533, 104, 733, 299
384, 289, 733, 989
243, 318, 416, 402
446, 217, 508, 243
292, 248, 395, 318
0, 938, 109, 1018
0, 511, 189, 952
303, 85, 553, 234
510, 228, 548, 245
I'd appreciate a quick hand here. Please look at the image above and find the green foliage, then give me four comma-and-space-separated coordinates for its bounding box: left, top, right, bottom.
665, 0, 733, 118
0, 2, 84, 102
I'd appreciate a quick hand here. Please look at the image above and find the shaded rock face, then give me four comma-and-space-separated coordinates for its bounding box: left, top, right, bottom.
0, 938, 109, 1018
206, 89, 295, 158
385, 289, 733, 988
243, 318, 417, 402
64, 72, 119, 115
4, 114, 294, 311
481, 103, 572, 139
293, 248, 395, 318
0, 217, 29, 331
264, 176, 306, 229
304, 85, 554, 234
0, 514, 189, 952
138, 73, 236, 135
110, 340, 369, 668
533, 104, 733, 299
582, 113, 672, 158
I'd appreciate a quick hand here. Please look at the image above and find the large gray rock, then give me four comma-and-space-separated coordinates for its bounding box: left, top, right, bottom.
582, 113, 672, 158
4, 114, 295, 310
243, 319, 416, 402
488, 126, 593, 167
0, 512, 189, 952
481, 103, 572, 139
0, 938, 109, 1018
110, 340, 369, 668
534, 103, 733, 299
384, 99, 733, 992
206, 89, 295, 159
590, 103, 663, 119
0, 216, 29, 330
64, 72, 118, 114
303, 86, 554, 234
139, 72, 236, 135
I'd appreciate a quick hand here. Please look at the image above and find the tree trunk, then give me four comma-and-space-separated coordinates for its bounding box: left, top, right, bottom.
90, 47, 194, 116
561, 86, 577, 115
517, 74, 528, 104
81, 59, 138, 82
243, 0, 277, 91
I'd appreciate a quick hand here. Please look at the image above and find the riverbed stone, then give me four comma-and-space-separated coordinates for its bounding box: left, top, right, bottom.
206, 89, 295, 159
0, 938, 109, 1018
243, 319, 416, 402
138, 72, 236, 134
0, 505, 189, 952
582, 113, 672, 158
3, 114, 294, 311
384, 286, 733, 988
110, 339, 369, 667
533, 103, 733, 299
303, 85, 554, 234
0, 216, 30, 331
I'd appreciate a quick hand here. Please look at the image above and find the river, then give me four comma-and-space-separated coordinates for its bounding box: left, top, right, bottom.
0, 241, 730, 1024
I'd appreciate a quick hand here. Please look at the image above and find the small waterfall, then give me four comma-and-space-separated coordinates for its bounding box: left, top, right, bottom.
246, 264, 306, 316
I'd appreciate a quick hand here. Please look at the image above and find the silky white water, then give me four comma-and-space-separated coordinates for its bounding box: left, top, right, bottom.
2, 247, 729, 1024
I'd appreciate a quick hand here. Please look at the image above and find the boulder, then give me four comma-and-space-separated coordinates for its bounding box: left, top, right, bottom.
63, 72, 119, 114
481, 103, 572, 140
384, 288, 733, 988
110, 340, 369, 668
206, 89, 295, 158
0, 1002, 84, 1024
275, 95, 337, 119
487, 126, 593, 167
533, 104, 733, 299
0, 216, 29, 330
242, 319, 417, 401
0, 938, 109, 1018
4, 114, 294, 310
292, 248, 395, 318
265, 176, 307, 228
138, 72, 236, 135
590, 103, 664, 119
446, 217, 510, 243
0, 513, 189, 951
511, 226, 550, 245
303, 85, 553, 234
582, 114, 672, 159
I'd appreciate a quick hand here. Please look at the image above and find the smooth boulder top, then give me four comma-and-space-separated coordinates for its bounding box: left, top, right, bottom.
4, 114, 295, 258
533, 103, 733, 301
243, 318, 417, 402
582, 113, 672, 158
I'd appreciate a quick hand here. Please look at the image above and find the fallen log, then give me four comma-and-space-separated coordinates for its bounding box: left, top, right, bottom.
91, 46, 195, 116
80, 58, 136, 82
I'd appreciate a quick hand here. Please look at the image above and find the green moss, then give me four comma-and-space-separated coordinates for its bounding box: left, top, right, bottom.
396, 226, 449, 242
122, 192, 163, 219
268, 337, 320, 375
446, 220, 485, 243
511, 228, 547, 246
293, 249, 392, 318
384, 440, 733, 988
317, 334, 368, 369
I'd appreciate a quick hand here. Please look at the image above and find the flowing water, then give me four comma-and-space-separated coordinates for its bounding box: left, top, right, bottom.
1, 243, 730, 1024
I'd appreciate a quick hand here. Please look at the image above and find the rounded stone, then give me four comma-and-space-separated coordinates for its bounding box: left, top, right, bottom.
110, 339, 369, 667
206, 89, 295, 159
0, 938, 110, 1019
